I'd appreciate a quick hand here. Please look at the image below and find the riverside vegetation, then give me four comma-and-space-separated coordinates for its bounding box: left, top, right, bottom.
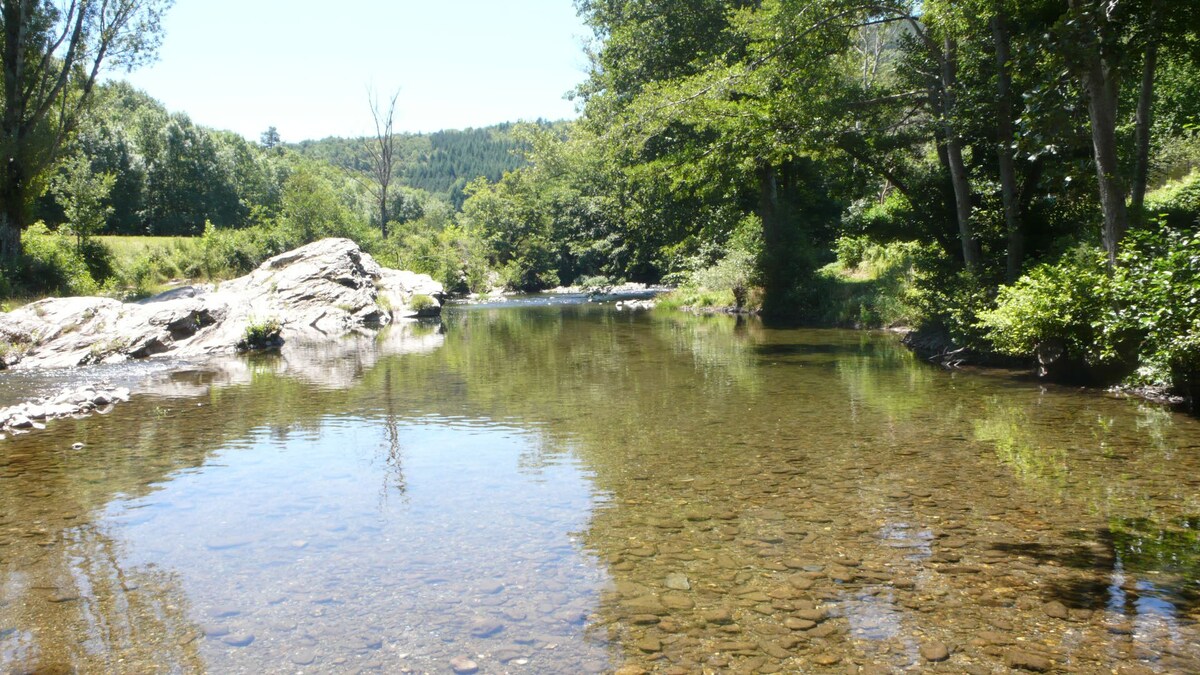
2, 1, 1199, 401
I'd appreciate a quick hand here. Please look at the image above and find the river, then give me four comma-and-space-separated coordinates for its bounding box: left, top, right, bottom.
2, 299, 1199, 673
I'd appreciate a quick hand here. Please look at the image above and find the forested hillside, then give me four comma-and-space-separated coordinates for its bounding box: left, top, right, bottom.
292, 124, 542, 207
27, 87, 546, 238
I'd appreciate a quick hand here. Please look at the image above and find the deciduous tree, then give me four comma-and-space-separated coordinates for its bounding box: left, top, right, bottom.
0, 0, 172, 257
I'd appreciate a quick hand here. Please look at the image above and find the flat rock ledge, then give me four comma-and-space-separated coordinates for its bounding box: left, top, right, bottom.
0, 238, 444, 371
0, 383, 130, 438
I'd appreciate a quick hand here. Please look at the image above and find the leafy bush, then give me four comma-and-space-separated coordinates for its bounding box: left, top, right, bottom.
661, 214, 763, 311
237, 317, 282, 351
979, 229, 1200, 391
656, 287, 736, 311
409, 294, 437, 312
834, 235, 872, 269
1110, 227, 1200, 388
576, 275, 615, 292
1151, 129, 1200, 185
978, 247, 1113, 363
10, 223, 101, 297
814, 239, 921, 327
1144, 170, 1200, 229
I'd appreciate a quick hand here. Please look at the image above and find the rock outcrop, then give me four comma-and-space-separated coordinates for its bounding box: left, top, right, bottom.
0, 238, 443, 370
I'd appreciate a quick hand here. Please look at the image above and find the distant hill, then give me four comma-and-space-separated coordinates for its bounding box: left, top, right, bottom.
291, 122, 557, 208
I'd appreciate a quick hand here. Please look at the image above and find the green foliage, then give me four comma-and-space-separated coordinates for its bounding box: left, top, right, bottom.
1144, 170, 1200, 229
0, 0, 171, 254
980, 229, 1200, 391
409, 294, 436, 312
833, 234, 872, 269
689, 250, 757, 308
908, 263, 997, 350
5, 223, 106, 297
814, 238, 921, 327
279, 163, 356, 241
238, 317, 283, 351
576, 275, 616, 291
660, 213, 765, 311
656, 288, 737, 311
460, 172, 563, 292
51, 154, 116, 245
292, 123, 537, 208
1151, 129, 1200, 185
1110, 227, 1200, 388
978, 247, 1113, 362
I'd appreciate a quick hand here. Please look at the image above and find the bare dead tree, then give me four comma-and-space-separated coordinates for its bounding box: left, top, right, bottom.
366, 89, 400, 239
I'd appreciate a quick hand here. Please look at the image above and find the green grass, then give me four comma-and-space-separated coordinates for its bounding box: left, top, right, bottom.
95, 235, 193, 267
810, 239, 920, 328
656, 288, 736, 311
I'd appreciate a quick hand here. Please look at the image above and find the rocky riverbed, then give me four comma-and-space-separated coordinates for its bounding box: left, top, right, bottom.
0, 383, 130, 438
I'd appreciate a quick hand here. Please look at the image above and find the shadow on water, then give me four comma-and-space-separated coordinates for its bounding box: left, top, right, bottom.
986, 516, 1200, 619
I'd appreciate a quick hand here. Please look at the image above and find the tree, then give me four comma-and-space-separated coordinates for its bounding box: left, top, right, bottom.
0, 0, 172, 258
51, 151, 114, 245
366, 89, 399, 238
259, 125, 281, 151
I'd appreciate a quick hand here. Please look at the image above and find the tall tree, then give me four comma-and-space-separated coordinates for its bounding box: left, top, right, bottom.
991, 10, 1023, 281
259, 125, 281, 152
1065, 0, 1129, 268
0, 0, 172, 258
366, 89, 399, 238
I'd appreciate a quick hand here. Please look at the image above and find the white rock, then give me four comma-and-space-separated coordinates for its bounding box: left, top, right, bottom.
0, 238, 444, 369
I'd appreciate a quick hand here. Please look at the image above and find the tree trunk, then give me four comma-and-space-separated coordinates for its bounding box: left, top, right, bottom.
379, 190, 389, 239
1085, 61, 1128, 267
1130, 38, 1158, 227
929, 127, 963, 261
758, 163, 782, 298
992, 14, 1023, 282
757, 163, 804, 317
940, 36, 979, 270
0, 157, 26, 259
0, 212, 20, 261
1071, 0, 1129, 268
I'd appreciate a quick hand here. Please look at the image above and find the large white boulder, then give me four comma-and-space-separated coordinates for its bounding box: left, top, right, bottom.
0, 238, 444, 370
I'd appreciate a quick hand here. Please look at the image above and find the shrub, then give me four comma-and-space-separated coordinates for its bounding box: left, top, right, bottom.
409, 294, 437, 312
978, 247, 1113, 363
834, 235, 872, 269
1144, 170, 1200, 229
979, 230, 1200, 391
814, 240, 922, 328
237, 317, 283, 351
656, 287, 736, 311
12, 223, 100, 297
1110, 226, 1200, 388
576, 275, 615, 292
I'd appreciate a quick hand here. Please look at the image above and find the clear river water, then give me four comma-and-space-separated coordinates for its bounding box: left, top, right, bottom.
2, 299, 1199, 674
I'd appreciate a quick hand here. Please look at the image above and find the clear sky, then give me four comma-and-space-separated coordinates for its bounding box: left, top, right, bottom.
120, 0, 591, 142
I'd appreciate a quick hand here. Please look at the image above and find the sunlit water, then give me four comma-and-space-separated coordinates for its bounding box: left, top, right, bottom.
2, 300, 1200, 673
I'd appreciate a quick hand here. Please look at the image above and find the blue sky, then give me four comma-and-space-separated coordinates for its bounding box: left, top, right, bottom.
121, 0, 591, 142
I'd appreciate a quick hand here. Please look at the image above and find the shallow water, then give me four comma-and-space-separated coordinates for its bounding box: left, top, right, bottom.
2, 302, 1199, 673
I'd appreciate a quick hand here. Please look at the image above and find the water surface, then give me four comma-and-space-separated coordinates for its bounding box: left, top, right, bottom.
2, 302, 1199, 673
